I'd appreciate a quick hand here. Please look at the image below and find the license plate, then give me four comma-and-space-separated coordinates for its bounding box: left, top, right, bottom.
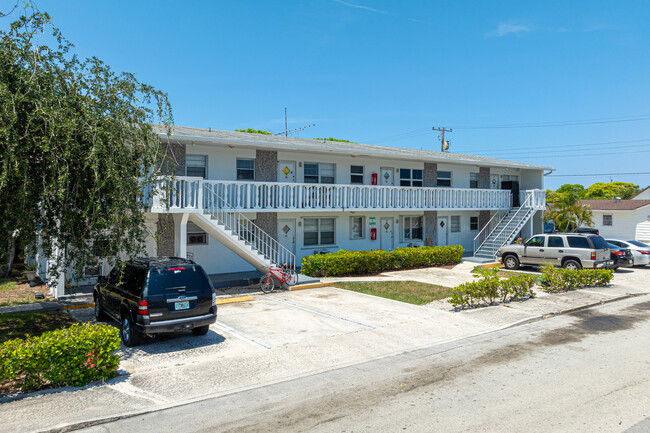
175, 301, 190, 311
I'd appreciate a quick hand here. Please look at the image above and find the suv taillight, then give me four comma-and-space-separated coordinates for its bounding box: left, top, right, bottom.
138, 300, 148, 315
613, 250, 624, 256
591, 252, 596, 260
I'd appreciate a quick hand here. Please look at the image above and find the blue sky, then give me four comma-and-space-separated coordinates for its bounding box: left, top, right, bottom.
12, 1, 650, 189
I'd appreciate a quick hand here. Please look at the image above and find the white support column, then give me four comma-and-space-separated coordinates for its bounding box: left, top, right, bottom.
179, 213, 189, 259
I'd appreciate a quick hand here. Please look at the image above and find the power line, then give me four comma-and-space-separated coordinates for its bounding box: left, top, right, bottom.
454, 114, 650, 130
509, 148, 650, 160
472, 139, 650, 157
548, 171, 650, 177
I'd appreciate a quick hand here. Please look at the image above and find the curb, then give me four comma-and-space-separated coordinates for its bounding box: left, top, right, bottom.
476, 262, 503, 269
61, 303, 95, 311
290, 282, 331, 291
214, 296, 254, 305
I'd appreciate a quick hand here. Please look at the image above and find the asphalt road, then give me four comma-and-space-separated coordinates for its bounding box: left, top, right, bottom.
79, 295, 650, 433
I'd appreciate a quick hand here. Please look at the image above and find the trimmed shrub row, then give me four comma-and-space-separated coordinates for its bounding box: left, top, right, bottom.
301, 245, 463, 277
448, 268, 537, 309
539, 264, 613, 293
0, 322, 121, 392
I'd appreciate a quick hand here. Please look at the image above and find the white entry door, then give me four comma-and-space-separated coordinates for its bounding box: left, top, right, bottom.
380, 217, 394, 251
278, 161, 296, 183
490, 174, 499, 190
437, 217, 448, 246
277, 219, 296, 264
380, 167, 394, 186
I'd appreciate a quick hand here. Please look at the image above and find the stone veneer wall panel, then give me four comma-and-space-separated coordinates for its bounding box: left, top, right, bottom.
423, 163, 438, 188
424, 211, 438, 246
157, 214, 175, 256
160, 140, 186, 176
255, 150, 277, 182
478, 167, 490, 189
255, 212, 278, 241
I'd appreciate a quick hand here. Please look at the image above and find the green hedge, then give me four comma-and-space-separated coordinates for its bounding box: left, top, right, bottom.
539, 265, 613, 293
448, 268, 537, 309
301, 245, 463, 277
0, 322, 120, 392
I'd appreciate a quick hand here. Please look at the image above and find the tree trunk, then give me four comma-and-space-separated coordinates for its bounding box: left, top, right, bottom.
5, 234, 16, 278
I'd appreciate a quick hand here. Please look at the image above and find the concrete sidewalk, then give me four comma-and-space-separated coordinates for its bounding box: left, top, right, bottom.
1, 263, 648, 433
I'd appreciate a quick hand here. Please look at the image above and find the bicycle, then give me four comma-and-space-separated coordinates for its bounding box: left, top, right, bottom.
260, 264, 298, 293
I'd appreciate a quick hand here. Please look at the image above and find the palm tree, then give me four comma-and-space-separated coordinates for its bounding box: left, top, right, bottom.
547, 190, 594, 232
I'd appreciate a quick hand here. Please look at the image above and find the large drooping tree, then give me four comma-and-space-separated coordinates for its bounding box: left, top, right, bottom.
0, 10, 174, 279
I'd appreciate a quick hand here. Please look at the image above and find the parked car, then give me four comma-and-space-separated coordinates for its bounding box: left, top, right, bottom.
605, 242, 634, 270
94, 257, 218, 347
605, 239, 650, 266
497, 233, 612, 270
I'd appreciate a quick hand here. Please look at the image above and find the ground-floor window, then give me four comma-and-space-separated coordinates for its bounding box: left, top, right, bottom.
470, 216, 479, 230
402, 216, 423, 241
350, 216, 365, 239
603, 215, 613, 226
304, 218, 335, 246
187, 222, 208, 245
450, 215, 460, 233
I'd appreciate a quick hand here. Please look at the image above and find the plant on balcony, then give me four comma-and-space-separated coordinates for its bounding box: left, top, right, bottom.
301, 245, 463, 277
0, 9, 174, 280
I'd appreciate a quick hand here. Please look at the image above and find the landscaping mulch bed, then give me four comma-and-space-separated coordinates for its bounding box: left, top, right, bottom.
0, 277, 52, 307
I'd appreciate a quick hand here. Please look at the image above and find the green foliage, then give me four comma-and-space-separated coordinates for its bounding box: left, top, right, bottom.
0, 322, 120, 392
584, 182, 639, 200
539, 264, 613, 293
301, 246, 463, 277
0, 11, 174, 282
448, 268, 537, 309
314, 137, 356, 143
556, 184, 586, 196
235, 128, 271, 135
546, 189, 593, 232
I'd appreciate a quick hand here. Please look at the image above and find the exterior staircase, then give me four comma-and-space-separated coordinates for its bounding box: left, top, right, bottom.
473, 192, 539, 260
188, 184, 296, 275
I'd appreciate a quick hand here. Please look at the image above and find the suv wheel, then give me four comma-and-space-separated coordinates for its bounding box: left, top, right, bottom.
503, 255, 520, 270
192, 325, 210, 336
563, 259, 582, 270
121, 313, 142, 347
94, 295, 107, 322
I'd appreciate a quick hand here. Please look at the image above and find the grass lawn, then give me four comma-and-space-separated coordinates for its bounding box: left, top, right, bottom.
0, 311, 77, 343
333, 281, 455, 305
471, 268, 532, 278
0, 277, 51, 307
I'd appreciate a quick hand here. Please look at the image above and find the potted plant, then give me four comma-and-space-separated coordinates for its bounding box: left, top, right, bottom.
25, 263, 38, 282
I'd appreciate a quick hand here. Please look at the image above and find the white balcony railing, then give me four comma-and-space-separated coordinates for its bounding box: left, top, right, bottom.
146, 177, 528, 213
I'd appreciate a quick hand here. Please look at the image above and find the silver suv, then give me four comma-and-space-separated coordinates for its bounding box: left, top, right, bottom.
497, 233, 612, 270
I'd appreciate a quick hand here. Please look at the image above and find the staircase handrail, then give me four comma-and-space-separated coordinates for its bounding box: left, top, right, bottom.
202, 183, 296, 272
473, 209, 509, 254
490, 192, 534, 251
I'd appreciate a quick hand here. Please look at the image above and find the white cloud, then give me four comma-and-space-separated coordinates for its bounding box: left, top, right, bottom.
487, 23, 532, 37
333, 0, 389, 15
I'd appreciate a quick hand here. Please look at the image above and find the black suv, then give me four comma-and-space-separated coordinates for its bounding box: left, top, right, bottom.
94, 257, 218, 347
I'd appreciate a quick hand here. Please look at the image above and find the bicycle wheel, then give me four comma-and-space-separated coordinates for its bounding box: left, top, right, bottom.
286, 269, 298, 286
260, 275, 274, 294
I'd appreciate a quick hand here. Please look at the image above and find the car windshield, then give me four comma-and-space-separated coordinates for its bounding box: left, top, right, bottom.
627, 240, 649, 248
147, 265, 212, 294
589, 236, 609, 250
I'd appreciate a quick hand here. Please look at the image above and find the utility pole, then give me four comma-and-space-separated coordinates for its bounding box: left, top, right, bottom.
432, 126, 452, 151
285, 106, 288, 137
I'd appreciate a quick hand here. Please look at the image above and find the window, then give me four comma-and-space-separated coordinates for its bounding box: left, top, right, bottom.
526, 236, 545, 247
567, 236, 590, 248
304, 163, 335, 184
350, 216, 365, 239
437, 171, 452, 187
450, 216, 460, 233
470, 173, 479, 189
236, 158, 255, 180
186, 154, 207, 178
603, 215, 613, 226
187, 222, 208, 245
304, 218, 335, 246
470, 216, 479, 231
403, 216, 423, 240
399, 169, 423, 187
350, 165, 364, 184
548, 236, 564, 248
500, 174, 519, 182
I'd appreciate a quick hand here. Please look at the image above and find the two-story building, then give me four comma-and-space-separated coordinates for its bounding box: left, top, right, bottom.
41, 126, 551, 297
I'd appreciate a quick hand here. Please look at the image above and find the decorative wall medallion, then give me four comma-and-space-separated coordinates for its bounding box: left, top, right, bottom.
384, 222, 390, 230
282, 225, 291, 234
383, 172, 390, 180
282, 167, 291, 176
440, 221, 445, 228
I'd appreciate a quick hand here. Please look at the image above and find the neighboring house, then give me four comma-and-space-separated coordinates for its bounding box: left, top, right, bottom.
631, 186, 650, 200
39, 126, 551, 297
582, 198, 650, 241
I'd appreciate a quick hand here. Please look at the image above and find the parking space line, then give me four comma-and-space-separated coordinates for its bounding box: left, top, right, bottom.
108, 381, 170, 405
212, 321, 272, 350
265, 296, 376, 329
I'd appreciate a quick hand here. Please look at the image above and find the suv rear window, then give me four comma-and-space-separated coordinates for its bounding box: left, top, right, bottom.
567, 236, 590, 248
147, 265, 212, 294
588, 235, 609, 250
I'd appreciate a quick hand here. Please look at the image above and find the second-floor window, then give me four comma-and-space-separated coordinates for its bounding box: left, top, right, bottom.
603, 215, 613, 226
437, 171, 452, 187
236, 158, 255, 180
350, 165, 364, 184
304, 163, 335, 184
470, 173, 479, 189
400, 169, 423, 187
304, 218, 335, 246
186, 154, 207, 178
